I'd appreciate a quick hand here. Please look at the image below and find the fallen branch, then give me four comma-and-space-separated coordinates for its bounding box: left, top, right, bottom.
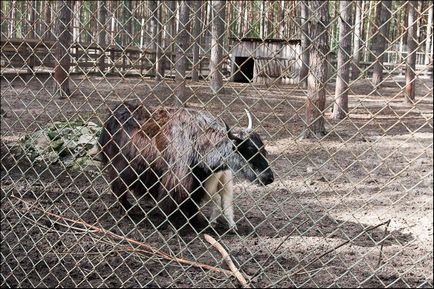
204, 234, 250, 288
12, 197, 236, 279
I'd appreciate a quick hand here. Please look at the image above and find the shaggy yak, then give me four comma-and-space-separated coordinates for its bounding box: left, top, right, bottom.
99, 102, 274, 230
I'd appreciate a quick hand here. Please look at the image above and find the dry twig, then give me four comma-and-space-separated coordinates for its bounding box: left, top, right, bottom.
204, 234, 250, 288
12, 197, 239, 282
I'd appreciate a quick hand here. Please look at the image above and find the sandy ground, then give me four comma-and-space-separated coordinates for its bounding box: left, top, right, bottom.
1, 74, 432, 287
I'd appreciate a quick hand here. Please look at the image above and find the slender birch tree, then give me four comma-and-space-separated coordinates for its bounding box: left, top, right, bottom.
405, 1, 418, 103
174, 1, 191, 106
332, 1, 352, 120
209, 0, 226, 94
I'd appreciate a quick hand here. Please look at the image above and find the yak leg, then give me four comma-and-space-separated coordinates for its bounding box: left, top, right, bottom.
205, 171, 223, 225
111, 178, 132, 211
220, 171, 237, 231
205, 170, 237, 231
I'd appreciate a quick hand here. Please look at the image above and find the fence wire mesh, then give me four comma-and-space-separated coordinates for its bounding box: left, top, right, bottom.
1, 0, 433, 288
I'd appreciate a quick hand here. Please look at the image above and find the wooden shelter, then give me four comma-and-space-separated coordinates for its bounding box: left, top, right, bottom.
230, 38, 302, 84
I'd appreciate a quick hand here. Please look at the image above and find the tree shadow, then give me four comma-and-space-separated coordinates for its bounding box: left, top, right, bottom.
234, 210, 414, 248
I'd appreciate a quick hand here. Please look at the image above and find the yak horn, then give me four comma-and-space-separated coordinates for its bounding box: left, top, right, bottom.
244, 109, 253, 130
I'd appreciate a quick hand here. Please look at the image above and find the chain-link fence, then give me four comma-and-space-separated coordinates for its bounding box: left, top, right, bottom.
1, 1, 433, 287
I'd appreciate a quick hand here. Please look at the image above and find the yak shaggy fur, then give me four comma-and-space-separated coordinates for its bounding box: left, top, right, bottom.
99, 102, 273, 229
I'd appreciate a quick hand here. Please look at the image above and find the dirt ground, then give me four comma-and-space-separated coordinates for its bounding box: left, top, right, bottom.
1, 74, 433, 288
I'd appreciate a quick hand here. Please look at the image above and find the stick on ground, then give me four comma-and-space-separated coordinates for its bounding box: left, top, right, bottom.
204, 233, 250, 288
12, 197, 234, 277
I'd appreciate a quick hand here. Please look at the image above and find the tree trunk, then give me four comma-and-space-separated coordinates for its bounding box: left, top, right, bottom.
97, 1, 107, 73
424, 4, 433, 78
302, 1, 329, 139
191, 1, 202, 81
149, 0, 158, 75
209, 0, 226, 95
90, 2, 98, 43
73, 1, 80, 44
351, 0, 363, 80
174, 1, 191, 106
35, 1, 42, 37
268, 1, 273, 38
53, 0, 73, 99
238, 1, 244, 36
405, 1, 418, 103
9, 0, 16, 38
124, 0, 133, 46
244, 1, 249, 36
109, 1, 115, 46
332, 1, 352, 120
226, 1, 232, 40
28, 1, 36, 39
155, 0, 165, 81
168, 1, 177, 72
72, 0, 80, 73
330, 1, 337, 49
27, 1, 36, 73
364, 1, 374, 62
372, 0, 392, 87
44, 1, 53, 41
299, 1, 310, 87
260, 0, 265, 39
416, 0, 422, 44
139, 17, 145, 49
278, 1, 284, 38
108, 1, 116, 73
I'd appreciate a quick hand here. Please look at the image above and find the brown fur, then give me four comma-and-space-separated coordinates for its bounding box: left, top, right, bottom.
99, 102, 274, 229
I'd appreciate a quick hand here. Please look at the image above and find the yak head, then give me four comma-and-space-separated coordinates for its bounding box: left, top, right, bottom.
227, 109, 274, 186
